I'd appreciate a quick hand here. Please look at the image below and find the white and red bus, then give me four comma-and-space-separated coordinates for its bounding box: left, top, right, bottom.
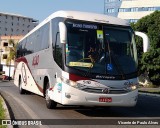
14, 11, 149, 109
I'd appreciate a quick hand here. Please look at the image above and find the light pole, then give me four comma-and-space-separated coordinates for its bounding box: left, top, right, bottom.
0, 49, 3, 65
8, 46, 12, 81
0, 49, 3, 73
8, 58, 11, 81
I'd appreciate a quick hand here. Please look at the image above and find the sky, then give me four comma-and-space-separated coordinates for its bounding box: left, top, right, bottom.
0, 0, 104, 22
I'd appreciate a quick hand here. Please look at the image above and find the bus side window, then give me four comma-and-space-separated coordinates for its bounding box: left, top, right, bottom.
16, 42, 23, 58
41, 23, 49, 50
55, 32, 62, 68
16, 50, 20, 58
52, 18, 64, 69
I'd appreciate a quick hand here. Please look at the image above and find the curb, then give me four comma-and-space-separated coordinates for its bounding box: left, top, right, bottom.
0, 95, 13, 128
139, 92, 160, 97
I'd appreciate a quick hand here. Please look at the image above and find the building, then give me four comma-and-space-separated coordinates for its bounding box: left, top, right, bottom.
0, 12, 38, 79
104, 0, 160, 23
0, 12, 38, 36
0, 35, 23, 78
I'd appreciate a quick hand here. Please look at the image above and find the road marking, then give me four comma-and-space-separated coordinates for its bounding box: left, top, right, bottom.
1, 91, 49, 128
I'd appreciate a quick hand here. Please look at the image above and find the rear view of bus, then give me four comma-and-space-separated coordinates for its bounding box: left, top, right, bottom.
14, 11, 149, 109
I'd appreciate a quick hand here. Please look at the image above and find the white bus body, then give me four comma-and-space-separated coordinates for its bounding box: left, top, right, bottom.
14, 11, 147, 109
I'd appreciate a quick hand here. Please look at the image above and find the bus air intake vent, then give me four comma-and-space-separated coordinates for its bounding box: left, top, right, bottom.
81, 87, 128, 94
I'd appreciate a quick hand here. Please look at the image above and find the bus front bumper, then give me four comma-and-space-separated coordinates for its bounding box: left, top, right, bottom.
50, 84, 138, 107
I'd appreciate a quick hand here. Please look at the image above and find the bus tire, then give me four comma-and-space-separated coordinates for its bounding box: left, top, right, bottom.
19, 76, 25, 94
45, 81, 57, 109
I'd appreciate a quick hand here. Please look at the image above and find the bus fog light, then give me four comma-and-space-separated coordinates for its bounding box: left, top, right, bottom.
65, 93, 71, 98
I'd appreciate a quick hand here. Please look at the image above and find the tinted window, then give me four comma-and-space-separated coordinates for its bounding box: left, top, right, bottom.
34, 30, 41, 52
65, 20, 137, 76
52, 18, 64, 68
34, 23, 49, 52
16, 41, 22, 58
55, 33, 62, 68
40, 24, 49, 50
16, 39, 26, 57
16, 22, 50, 57
25, 36, 34, 55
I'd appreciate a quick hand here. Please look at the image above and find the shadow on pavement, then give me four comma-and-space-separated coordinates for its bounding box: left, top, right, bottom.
54, 95, 160, 118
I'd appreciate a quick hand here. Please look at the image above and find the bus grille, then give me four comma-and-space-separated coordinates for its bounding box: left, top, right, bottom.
81, 87, 129, 94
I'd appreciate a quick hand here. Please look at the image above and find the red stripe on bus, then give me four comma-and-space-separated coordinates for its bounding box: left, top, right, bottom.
69, 73, 90, 81
15, 57, 43, 93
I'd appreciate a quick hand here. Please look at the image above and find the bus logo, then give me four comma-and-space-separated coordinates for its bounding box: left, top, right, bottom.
102, 88, 110, 94
32, 55, 39, 67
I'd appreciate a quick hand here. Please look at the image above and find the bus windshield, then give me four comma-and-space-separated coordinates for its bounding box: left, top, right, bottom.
65, 21, 138, 76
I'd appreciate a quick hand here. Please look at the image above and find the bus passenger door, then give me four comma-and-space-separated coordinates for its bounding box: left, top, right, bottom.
52, 31, 63, 104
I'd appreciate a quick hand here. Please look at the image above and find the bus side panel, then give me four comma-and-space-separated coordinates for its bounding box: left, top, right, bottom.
14, 61, 43, 96
51, 65, 64, 104
14, 46, 58, 97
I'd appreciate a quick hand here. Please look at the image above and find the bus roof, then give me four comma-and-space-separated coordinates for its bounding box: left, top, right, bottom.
20, 10, 129, 42
49, 10, 129, 25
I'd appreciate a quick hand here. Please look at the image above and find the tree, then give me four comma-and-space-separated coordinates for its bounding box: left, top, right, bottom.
131, 11, 160, 85
6, 39, 17, 66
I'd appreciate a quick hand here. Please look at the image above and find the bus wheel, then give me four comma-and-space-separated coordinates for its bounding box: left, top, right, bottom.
19, 77, 25, 94
45, 82, 57, 109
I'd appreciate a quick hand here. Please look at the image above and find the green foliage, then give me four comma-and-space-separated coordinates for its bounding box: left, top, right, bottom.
6, 39, 17, 66
141, 48, 160, 85
0, 97, 7, 128
131, 11, 160, 86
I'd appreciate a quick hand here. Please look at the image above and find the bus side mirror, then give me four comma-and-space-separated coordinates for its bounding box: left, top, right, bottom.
59, 22, 67, 44
135, 31, 150, 53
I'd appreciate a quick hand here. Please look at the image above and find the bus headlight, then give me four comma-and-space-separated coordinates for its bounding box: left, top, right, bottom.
131, 85, 137, 90
61, 77, 86, 89
70, 80, 77, 87
61, 77, 77, 88
125, 84, 138, 91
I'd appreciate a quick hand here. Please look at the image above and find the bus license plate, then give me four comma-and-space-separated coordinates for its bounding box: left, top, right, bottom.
99, 97, 112, 102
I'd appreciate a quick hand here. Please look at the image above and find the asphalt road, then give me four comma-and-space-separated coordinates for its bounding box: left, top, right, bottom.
0, 81, 160, 128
